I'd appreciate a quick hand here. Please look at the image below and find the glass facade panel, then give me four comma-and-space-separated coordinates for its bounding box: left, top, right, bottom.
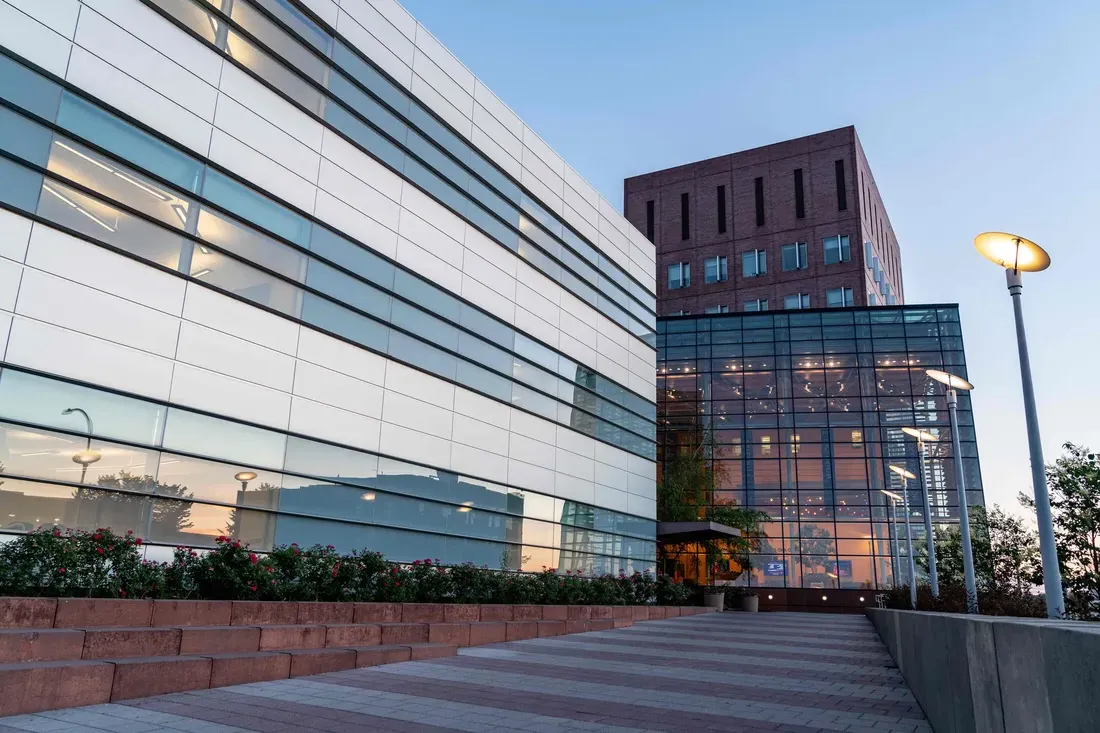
657, 306, 983, 590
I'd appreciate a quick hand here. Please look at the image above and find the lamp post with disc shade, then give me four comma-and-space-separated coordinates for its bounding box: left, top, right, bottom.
888, 466, 919, 609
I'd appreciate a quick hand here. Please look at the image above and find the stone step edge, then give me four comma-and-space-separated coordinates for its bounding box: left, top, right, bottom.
0, 598, 715, 629
0, 643, 459, 717
0, 614, 706, 716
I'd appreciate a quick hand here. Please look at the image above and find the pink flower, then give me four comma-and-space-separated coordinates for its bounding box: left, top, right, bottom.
134, 538, 142, 546
58, 567, 66, 574
96, 547, 104, 555
249, 553, 258, 565
119, 589, 127, 597
249, 583, 257, 592
93, 533, 102, 541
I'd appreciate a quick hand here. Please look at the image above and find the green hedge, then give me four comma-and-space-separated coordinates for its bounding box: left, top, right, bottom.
0, 527, 692, 606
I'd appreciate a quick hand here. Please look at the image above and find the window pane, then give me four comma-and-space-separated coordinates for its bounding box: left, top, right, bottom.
331, 42, 411, 118
46, 137, 195, 231
0, 477, 153, 536
155, 453, 281, 509
146, 0, 220, 43
301, 293, 389, 351
224, 29, 325, 114
251, 0, 331, 54
197, 207, 308, 283
0, 54, 63, 120
0, 422, 160, 487
190, 249, 304, 317
0, 158, 43, 213
306, 260, 391, 321
161, 408, 287, 469
0, 105, 53, 165
327, 72, 406, 142
282, 437, 378, 485
57, 94, 203, 192
37, 178, 185, 270
202, 170, 312, 247
310, 226, 395, 290
0, 370, 166, 446
323, 103, 405, 171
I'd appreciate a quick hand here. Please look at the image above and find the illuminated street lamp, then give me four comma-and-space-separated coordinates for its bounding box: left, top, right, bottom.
927, 369, 979, 613
901, 427, 939, 597
974, 231, 1063, 618
234, 471, 258, 491
880, 489, 904, 594
887, 467, 918, 609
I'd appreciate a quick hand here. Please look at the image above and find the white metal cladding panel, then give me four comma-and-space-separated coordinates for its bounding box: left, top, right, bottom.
16, 268, 181, 358
5, 0, 79, 37
335, 6, 411, 90
24, 226, 185, 317
450, 442, 507, 485
295, 325, 387, 387
324, 0, 656, 295
0, 312, 10, 361
170, 361, 293, 429
214, 95, 321, 183
218, 63, 324, 152
0, 209, 32, 263
176, 320, 297, 392
58, 4, 649, 392
5, 316, 175, 400
0, 1, 73, 78
0, 258, 21, 313
80, 0, 223, 85
207, 130, 318, 214
183, 283, 301, 355
320, 158, 401, 231
66, 46, 213, 157
74, 6, 218, 121
292, 359, 384, 419
319, 129, 403, 203
288, 394, 380, 452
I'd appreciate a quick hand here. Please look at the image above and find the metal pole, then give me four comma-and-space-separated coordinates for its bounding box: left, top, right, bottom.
901, 478, 917, 609
1007, 270, 1064, 618
890, 499, 900, 587
917, 440, 939, 597
947, 389, 979, 613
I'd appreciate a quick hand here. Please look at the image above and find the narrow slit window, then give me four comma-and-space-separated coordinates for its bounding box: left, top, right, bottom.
716, 185, 727, 234
835, 159, 847, 211
645, 199, 654, 242
754, 177, 765, 226
681, 192, 690, 240
794, 168, 805, 219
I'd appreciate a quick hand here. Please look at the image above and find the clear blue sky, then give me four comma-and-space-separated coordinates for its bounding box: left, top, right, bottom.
402, 0, 1100, 515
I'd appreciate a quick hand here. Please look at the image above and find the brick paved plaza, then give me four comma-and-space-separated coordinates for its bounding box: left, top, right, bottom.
0, 613, 930, 733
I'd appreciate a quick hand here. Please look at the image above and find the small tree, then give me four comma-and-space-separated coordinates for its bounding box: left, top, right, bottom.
657, 429, 768, 584
1022, 443, 1100, 620
922, 505, 1041, 594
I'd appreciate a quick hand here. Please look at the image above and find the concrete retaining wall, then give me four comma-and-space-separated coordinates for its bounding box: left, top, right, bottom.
866, 608, 1100, 733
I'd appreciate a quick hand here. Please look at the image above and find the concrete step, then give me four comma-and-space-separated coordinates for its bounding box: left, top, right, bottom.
0, 598, 714, 629
0, 643, 460, 716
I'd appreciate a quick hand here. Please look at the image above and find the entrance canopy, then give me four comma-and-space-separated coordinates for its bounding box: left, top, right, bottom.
656, 521, 742, 544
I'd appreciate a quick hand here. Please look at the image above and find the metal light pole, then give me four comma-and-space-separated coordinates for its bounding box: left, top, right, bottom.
974, 232, 1063, 618
881, 489, 903, 589
62, 408, 100, 483
902, 428, 939, 597
927, 369, 979, 613
889, 466, 918, 608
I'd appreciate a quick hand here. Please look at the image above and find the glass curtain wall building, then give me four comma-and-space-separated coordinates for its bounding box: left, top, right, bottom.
0, 0, 658, 572
657, 305, 984, 591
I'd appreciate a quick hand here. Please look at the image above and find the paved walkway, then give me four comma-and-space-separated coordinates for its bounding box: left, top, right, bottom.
0, 612, 929, 733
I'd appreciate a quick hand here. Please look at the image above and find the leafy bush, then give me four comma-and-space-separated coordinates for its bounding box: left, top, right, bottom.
0, 530, 690, 606
881, 582, 1047, 618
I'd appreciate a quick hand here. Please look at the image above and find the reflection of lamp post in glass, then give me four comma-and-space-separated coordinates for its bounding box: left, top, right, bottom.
880, 489, 903, 591
62, 408, 101, 483
234, 471, 258, 491
927, 369, 979, 614
888, 466, 918, 609
901, 427, 939, 597
974, 231, 1063, 618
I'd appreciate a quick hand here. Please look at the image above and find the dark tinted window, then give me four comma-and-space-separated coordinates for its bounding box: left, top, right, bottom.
754, 177, 765, 226
794, 168, 805, 219
835, 159, 847, 211
680, 192, 689, 240
645, 200, 654, 241
716, 185, 727, 234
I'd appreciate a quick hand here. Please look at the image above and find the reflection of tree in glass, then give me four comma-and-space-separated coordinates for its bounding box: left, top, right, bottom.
73, 471, 194, 533
797, 524, 835, 585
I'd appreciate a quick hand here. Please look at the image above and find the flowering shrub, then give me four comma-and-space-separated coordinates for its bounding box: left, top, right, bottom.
0, 529, 692, 606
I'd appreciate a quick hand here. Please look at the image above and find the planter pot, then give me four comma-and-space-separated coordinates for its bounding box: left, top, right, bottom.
703, 592, 725, 611
741, 595, 759, 613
